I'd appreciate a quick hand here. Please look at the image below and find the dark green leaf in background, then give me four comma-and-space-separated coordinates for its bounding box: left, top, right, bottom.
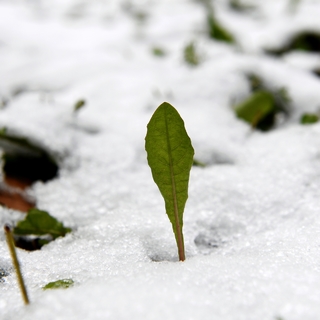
207, 13, 234, 43
235, 90, 275, 129
152, 47, 166, 57
266, 31, 320, 56
300, 113, 319, 125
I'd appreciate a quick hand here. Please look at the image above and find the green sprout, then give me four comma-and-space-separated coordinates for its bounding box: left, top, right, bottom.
145, 102, 194, 261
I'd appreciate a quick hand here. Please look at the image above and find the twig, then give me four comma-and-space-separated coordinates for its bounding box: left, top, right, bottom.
4, 225, 29, 305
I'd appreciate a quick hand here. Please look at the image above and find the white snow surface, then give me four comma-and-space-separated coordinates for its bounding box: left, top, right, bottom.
1, 0, 320, 319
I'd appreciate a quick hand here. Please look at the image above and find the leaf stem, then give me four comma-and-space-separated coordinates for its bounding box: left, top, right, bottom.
4, 225, 30, 305
169, 161, 185, 261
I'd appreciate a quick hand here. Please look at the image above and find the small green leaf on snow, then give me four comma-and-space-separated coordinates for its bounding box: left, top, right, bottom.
74, 99, 86, 113
43, 279, 74, 290
145, 102, 194, 261
14, 208, 71, 239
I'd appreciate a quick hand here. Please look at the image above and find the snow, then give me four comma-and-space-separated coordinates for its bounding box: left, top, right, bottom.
1, 0, 320, 319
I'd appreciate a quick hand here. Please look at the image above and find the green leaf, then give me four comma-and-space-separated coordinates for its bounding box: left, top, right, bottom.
243, 75, 291, 130
207, 13, 234, 43
300, 113, 319, 124
0, 127, 7, 135
74, 99, 86, 113
152, 47, 166, 57
266, 31, 320, 56
43, 279, 74, 290
193, 159, 206, 168
145, 102, 194, 261
14, 208, 71, 239
184, 42, 200, 66
235, 91, 275, 129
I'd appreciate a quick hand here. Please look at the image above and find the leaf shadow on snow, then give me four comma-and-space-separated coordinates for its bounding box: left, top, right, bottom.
193, 146, 236, 168
193, 217, 245, 255
200, 150, 235, 166
141, 233, 180, 263
67, 121, 101, 135
0, 259, 12, 283
140, 213, 246, 261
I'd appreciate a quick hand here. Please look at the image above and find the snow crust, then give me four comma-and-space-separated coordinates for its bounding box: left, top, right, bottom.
1, 0, 320, 319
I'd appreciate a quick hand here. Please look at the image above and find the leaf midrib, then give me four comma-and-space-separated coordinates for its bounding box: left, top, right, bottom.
164, 108, 181, 233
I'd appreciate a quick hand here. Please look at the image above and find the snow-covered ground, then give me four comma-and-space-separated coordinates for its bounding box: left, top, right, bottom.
1, 0, 320, 319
